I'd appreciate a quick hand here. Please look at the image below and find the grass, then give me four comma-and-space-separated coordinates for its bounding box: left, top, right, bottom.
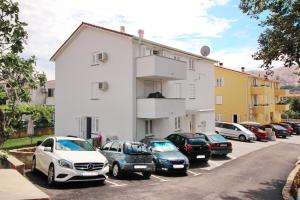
0, 134, 53, 150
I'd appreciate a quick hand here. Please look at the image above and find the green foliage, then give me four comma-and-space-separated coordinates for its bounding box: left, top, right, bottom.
0, 134, 53, 150
0, 151, 8, 160
290, 97, 300, 113
239, 0, 300, 73
0, 0, 28, 54
1, 104, 55, 130
0, 0, 47, 145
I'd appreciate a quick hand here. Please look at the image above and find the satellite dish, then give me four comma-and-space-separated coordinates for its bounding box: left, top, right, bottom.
200, 46, 210, 57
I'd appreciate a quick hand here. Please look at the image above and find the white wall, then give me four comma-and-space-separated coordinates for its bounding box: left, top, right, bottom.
55, 27, 135, 141
30, 80, 55, 106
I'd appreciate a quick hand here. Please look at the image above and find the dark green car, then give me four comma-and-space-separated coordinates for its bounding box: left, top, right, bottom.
196, 132, 232, 156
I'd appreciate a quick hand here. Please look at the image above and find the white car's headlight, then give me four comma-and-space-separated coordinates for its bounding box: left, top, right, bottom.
58, 159, 73, 169
103, 161, 109, 168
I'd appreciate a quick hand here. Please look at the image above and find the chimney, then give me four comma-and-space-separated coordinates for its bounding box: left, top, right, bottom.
241, 67, 245, 72
138, 29, 144, 38
120, 26, 125, 33
219, 62, 223, 67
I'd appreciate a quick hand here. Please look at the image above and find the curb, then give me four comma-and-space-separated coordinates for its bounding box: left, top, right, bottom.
283, 161, 300, 200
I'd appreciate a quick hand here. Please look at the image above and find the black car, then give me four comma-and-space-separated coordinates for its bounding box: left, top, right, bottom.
196, 132, 232, 156
141, 138, 189, 173
165, 133, 211, 162
281, 122, 300, 135
261, 124, 288, 138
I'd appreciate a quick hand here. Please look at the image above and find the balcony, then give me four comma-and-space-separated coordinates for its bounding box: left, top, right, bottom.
253, 104, 270, 114
137, 98, 185, 119
136, 55, 186, 80
251, 85, 272, 95
275, 104, 289, 112
274, 89, 289, 96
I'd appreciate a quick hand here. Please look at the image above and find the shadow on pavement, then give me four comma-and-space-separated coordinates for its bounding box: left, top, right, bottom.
220, 179, 285, 200
25, 171, 105, 190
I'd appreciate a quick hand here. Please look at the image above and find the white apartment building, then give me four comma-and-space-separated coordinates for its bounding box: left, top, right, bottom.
31, 80, 55, 105
50, 22, 217, 142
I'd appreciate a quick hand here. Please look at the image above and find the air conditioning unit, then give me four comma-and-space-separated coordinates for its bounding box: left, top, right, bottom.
97, 52, 108, 62
98, 82, 108, 91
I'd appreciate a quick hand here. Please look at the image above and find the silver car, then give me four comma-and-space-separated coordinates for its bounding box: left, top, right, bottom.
100, 141, 155, 179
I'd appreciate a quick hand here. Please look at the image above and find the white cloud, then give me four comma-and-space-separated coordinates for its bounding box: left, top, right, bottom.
210, 47, 283, 72
17, 0, 232, 80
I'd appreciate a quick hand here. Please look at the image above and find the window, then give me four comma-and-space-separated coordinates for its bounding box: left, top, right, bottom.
188, 59, 195, 70
175, 83, 182, 98
215, 77, 224, 87
189, 84, 196, 99
92, 117, 100, 133
91, 52, 100, 65
222, 124, 235, 130
145, 120, 153, 135
252, 79, 257, 86
91, 82, 100, 100
102, 142, 112, 150
216, 96, 223, 105
175, 117, 181, 130
42, 138, 54, 148
152, 50, 160, 55
47, 88, 55, 97
110, 142, 120, 152
216, 114, 223, 121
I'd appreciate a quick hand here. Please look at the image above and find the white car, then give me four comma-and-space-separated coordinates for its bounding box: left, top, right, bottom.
32, 136, 109, 186
215, 122, 257, 142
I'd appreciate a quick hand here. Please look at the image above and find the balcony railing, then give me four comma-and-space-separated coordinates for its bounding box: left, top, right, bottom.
275, 103, 289, 112
253, 104, 270, 114
136, 55, 186, 80
274, 89, 289, 96
137, 98, 185, 119
251, 85, 272, 95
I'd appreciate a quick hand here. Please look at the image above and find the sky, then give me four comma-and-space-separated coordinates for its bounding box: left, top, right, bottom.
18, 0, 267, 80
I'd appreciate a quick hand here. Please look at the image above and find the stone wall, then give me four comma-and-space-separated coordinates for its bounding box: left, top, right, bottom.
9, 147, 35, 170
10, 127, 54, 139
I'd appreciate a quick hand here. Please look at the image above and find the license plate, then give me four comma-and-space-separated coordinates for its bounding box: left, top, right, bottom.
197, 155, 205, 159
220, 144, 227, 147
134, 165, 147, 169
80, 172, 98, 176
173, 164, 184, 169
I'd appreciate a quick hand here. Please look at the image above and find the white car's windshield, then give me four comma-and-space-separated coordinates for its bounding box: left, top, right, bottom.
151, 142, 178, 152
56, 139, 95, 151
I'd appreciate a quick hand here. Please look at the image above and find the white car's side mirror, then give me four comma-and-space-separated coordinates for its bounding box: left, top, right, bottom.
44, 147, 52, 152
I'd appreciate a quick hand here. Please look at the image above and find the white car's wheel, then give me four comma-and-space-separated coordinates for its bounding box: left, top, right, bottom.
239, 135, 246, 142
47, 164, 55, 186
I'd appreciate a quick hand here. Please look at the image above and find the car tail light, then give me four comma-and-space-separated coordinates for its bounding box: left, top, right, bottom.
185, 144, 193, 151
211, 143, 220, 148
227, 142, 232, 147
207, 144, 211, 150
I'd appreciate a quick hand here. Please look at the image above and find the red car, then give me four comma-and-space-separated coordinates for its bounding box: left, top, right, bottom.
240, 122, 267, 141
272, 123, 293, 136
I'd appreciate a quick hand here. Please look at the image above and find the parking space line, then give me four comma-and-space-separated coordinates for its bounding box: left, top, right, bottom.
105, 179, 127, 187
227, 155, 237, 160
187, 170, 201, 176
151, 175, 169, 182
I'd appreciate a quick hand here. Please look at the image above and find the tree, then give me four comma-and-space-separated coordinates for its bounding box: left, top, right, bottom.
239, 0, 300, 75
0, 0, 46, 145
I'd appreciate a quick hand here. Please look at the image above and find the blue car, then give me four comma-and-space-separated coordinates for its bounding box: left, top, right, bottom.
141, 138, 189, 173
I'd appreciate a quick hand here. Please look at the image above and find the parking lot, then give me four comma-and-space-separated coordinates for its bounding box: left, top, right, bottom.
24, 134, 300, 200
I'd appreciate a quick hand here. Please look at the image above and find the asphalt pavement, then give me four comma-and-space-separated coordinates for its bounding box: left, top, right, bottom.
27, 141, 300, 200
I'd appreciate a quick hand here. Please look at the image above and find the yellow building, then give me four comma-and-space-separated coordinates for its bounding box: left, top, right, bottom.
215, 65, 289, 124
